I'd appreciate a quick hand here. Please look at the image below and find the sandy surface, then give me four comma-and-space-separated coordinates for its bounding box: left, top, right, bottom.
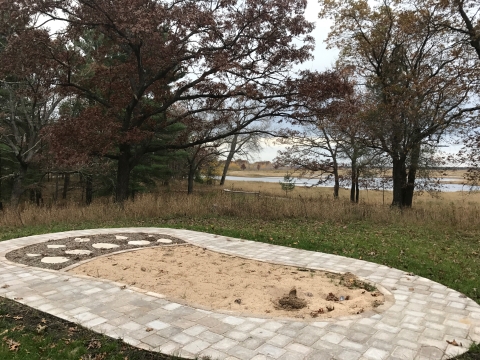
69, 245, 384, 319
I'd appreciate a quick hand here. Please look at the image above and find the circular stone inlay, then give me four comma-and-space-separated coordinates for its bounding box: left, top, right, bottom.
115, 235, 128, 240
157, 238, 173, 244
41, 256, 70, 264
74, 238, 90, 242
26, 254, 41, 257
47, 245, 66, 249
92, 243, 119, 249
65, 250, 92, 255
128, 240, 150, 246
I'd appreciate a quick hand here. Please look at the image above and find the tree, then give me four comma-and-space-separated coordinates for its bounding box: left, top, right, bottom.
274, 70, 355, 198
219, 122, 268, 186
320, 0, 478, 207
435, 0, 480, 60
432, 0, 480, 184
10, 0, 316, 203
280, 173, 296, 196
0, 27, 63, 206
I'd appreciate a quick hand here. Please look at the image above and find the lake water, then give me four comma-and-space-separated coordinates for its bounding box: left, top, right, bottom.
223, 176, 479, 193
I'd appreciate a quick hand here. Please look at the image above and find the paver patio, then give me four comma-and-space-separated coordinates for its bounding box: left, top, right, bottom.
0, 228, 479, 360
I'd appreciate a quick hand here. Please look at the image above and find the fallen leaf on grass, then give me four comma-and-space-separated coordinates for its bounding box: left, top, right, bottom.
0, 330, 8, 336
41, 318, 47, 324
36, 324, 47, 333
4, 338, 20, 351
87, 339, 102, 349
13, 316, 22, 320
81, 353, 106, 360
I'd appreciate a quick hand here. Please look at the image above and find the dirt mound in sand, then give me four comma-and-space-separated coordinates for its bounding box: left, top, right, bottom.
277, 288, 308, 310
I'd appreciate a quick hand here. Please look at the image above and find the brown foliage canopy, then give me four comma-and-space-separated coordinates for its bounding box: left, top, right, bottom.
5, 0, 316, 165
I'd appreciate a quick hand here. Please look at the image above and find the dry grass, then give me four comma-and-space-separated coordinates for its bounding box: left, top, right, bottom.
1, 180, 480, 232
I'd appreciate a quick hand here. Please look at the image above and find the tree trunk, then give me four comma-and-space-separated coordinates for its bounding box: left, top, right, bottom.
350, 167, 360, 203
220, 134, 238, 186
333, 163, 339, 199
391, 156, 407, 207
187, 162, 196, 195
85, 174, 93, 205
54, 173, 59, 201
10, 163, 28, 207
62, 173, 70, 200
35, 189, 43, 206
350, 161, 357, 203
116, 146, 132, 203
404, 143, 421, 207
355, 168, 360, 203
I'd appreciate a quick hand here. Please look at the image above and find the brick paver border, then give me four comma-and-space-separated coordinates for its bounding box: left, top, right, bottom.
0, 228, 479, 360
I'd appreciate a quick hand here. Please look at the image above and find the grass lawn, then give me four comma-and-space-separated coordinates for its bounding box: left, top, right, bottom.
0, 187, 479, 358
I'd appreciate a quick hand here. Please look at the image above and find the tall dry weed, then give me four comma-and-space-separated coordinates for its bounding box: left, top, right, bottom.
1, 190, 479, 231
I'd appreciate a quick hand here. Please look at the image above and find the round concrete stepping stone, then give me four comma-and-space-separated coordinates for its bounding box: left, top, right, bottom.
41, 256, 70, 264
65, 250, 92, 255
26, 254, 41, 257
47, 244, 66, 249
115, 235, 128, 240
92, 243, 119, 249
157, 238, 173, 244
74, 238, 90, 242
128, 240, 150, 246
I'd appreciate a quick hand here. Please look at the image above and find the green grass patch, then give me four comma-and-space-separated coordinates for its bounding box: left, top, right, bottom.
0, 211, 479, 358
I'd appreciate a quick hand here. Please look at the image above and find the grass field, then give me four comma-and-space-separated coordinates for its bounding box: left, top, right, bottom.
0, 180, 480, 359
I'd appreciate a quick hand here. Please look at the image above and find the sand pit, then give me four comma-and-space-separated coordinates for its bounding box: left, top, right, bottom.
69, 245, 384, 319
